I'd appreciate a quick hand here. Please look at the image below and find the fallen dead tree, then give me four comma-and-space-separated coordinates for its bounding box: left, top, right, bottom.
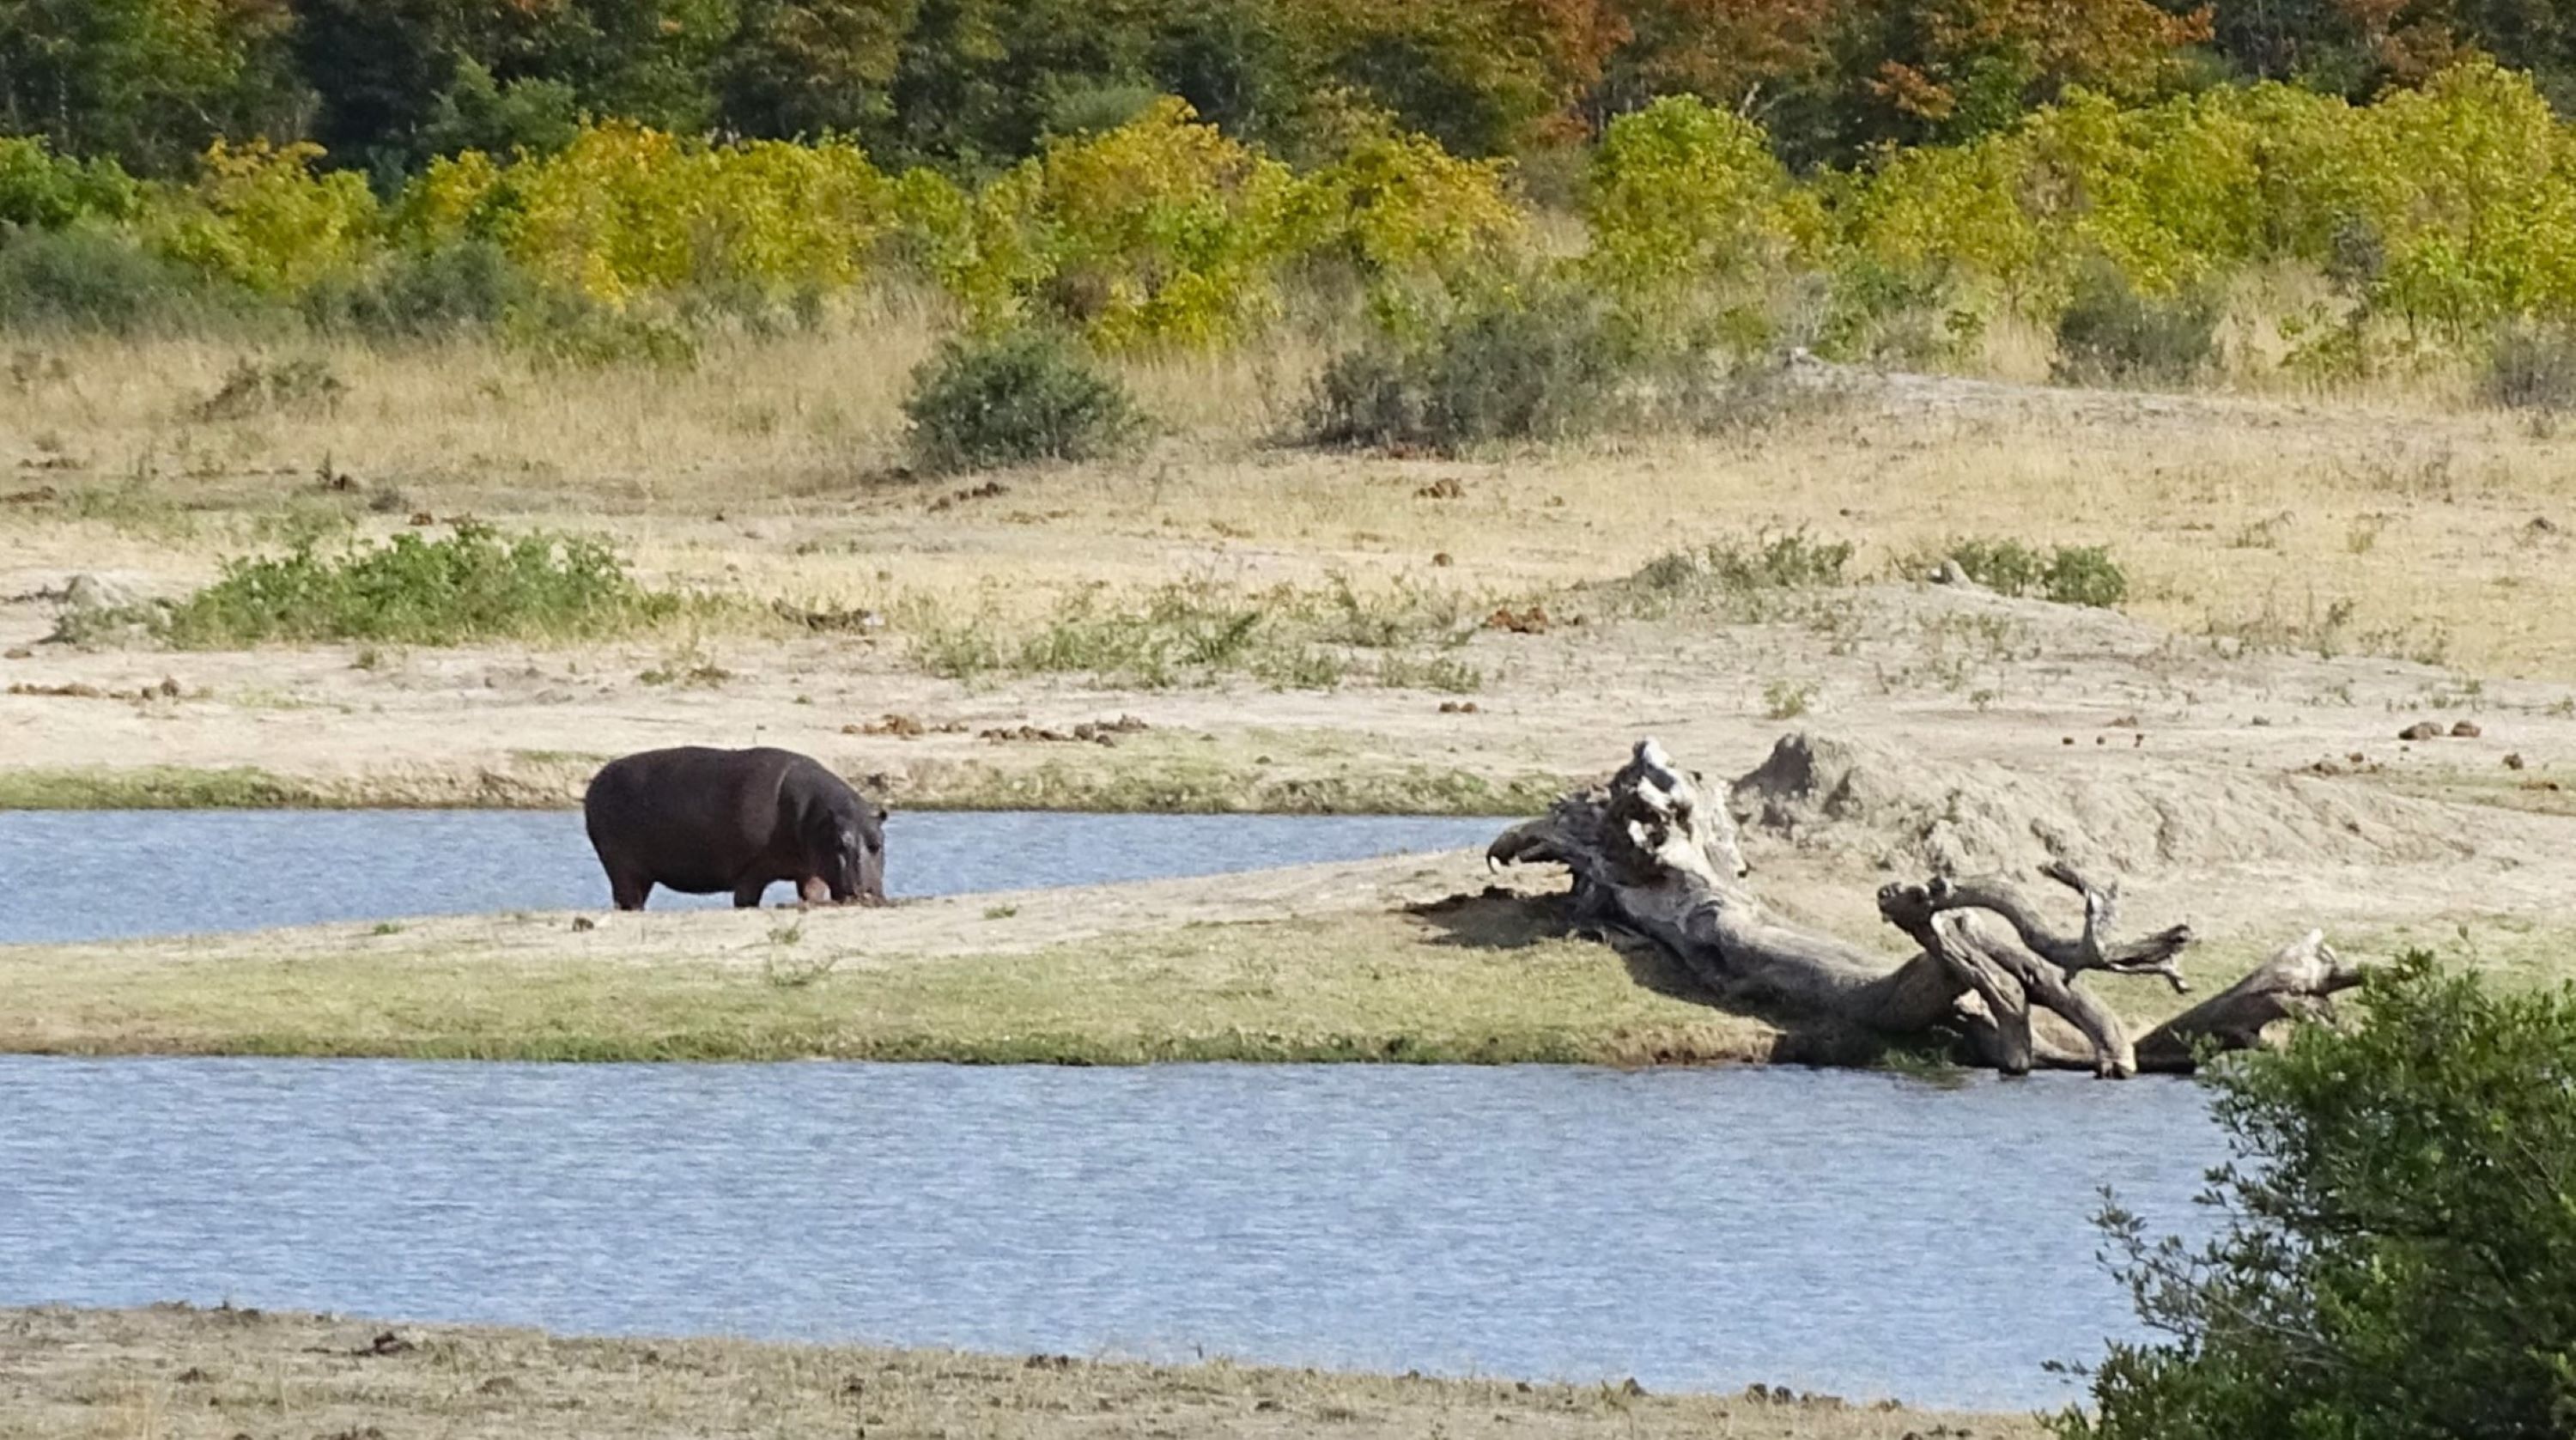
1488, 738, 2369, 1076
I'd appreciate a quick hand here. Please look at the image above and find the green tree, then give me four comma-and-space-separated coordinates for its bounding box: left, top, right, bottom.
292, 0, 735, 178
2060, 952, 2576, 1440
718, 0, 914, 138
0, 0, 303, 174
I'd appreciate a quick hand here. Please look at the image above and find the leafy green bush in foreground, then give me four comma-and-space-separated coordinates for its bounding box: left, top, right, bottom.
2057, 952, 2576, 1440
157, 522, 681, 647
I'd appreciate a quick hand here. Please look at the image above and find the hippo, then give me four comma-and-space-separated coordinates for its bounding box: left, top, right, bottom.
582, 746, 888, 911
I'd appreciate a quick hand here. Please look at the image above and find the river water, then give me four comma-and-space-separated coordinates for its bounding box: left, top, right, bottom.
0, 1056, 2220, 1410
0, 809, 1509, 944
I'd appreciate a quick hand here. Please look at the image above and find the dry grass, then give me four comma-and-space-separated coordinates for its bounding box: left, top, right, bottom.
0, 1305, 2043, 1440
6, 325, 2573, 679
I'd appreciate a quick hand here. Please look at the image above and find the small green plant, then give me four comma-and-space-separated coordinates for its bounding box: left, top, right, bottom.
902, 328, 1143, 475
2041, 545, 2129, 608
368, 921, 404, 937
1617, 529, 1854, 621
2482, 321, 2576, 412
1762, 677, 1814, 719
2051, 262, 2222, 388
1932, 538, 2127, 608
151, 521, 685, 648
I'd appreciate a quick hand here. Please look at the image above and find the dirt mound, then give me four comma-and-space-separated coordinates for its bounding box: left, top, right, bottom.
1729, 732, 2479, 876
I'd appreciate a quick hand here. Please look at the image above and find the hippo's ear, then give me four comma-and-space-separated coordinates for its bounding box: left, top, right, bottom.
874, 805, 890, 823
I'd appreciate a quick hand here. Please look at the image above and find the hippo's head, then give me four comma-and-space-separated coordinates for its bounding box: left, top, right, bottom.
810, 794, 890, 906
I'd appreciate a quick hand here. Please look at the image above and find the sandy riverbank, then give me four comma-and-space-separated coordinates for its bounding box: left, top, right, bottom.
0, 1304, 2047, 1440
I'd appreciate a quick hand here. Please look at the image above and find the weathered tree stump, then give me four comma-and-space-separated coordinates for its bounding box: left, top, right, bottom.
1489, 738, 2370, 1075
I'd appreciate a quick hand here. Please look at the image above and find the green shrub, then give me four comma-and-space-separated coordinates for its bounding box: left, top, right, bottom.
2052, 261, 2222, 387
1307, 286, 1637, 453
2483, 321, 2576, 412
1813, 260, 1981, 368
2058, 953, 2576, 1440
306, 240, 536, 340
154, 522, 683, 647
0, 226, 247, 335
1936, 538, 2128, 607
0, 138, 141, 230
902, 328, 1143, 475
2039, 544, 2129, 608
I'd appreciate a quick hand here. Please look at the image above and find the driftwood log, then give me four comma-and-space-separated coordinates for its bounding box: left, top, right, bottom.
1489, 738, 2370, 1076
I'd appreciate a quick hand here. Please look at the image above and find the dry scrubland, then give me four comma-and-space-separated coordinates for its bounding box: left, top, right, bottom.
5, 331, 2576, 1060
0, 1306, 2039, 1440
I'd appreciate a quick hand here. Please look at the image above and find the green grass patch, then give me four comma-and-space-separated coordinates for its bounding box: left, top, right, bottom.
1919, 537, 2129, 608
0, 765, 332, 809
62, 521, 701, 648
0, 908, 1802, 1066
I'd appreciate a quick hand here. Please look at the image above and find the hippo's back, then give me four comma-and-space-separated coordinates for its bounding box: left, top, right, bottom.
584, 747, 800, 885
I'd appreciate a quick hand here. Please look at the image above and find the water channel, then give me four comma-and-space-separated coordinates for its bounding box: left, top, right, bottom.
0, 809, 1510, 944
0, 1057, 2219, 1410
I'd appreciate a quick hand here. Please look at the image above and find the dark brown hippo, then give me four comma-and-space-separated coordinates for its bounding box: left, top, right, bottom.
582, 746, 888, 911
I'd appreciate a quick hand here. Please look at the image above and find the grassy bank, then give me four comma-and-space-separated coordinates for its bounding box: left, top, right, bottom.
0, 1305, 2043, 1440
0, 902, 1820, 1066
10, 864, 2516, 1066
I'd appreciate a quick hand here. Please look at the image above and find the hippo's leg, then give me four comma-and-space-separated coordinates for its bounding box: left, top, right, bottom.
732, 879, 769, 908
796, 875, 832, 907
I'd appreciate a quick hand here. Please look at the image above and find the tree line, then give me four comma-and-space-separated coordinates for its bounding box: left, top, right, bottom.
3, 0, 2572, 184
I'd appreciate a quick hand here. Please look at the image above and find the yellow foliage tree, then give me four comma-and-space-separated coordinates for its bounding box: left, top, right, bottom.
154, 141, 379, 296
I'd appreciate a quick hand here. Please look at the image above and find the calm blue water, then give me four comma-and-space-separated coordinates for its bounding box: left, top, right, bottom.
0, 810, 1508, 944
0, 1057, 2220, 1409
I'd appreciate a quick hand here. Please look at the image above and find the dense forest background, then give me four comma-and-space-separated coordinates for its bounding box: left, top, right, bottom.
5, 0, 2570, 182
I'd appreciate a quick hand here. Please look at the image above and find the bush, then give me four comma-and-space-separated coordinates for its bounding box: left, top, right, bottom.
902, 329, 1143, 475
0, 226, 247, 335
155, 522, 683, 647
1307, 286, 1638, 453
2483, 321, 2576, 411
306, 240, 536, 340
2052, 261, 2223, 386
1935, 538, 2129, 607
1584, 95, 1814, 299
2058, 953, 2576, 1440
0, 137, 142, 230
